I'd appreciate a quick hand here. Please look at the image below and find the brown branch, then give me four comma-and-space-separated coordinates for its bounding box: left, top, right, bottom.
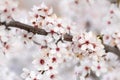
104, 44, 120, 59
0, 21, 120, 57
117, 0, 120, 7
110, 0, 120, 7
64, 33, 73, 41
0, 21, 72, 41
0, 21, 48, 35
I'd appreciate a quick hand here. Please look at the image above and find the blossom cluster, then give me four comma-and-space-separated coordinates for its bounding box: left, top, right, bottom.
21, 3, 120, 80
29, 3, 53, 28
0, 0, 120, 80
0, 0, 18, 22
102, 29, 120, 50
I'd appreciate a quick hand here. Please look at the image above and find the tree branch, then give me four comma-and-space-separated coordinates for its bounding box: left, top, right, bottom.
0, 21, 48, 35
104, 44, 120, 59
0, 20, 120, 57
